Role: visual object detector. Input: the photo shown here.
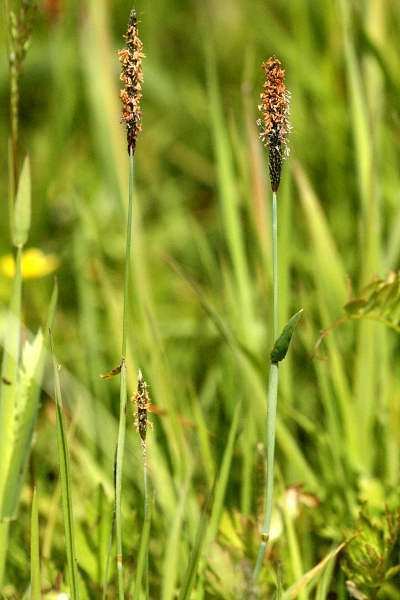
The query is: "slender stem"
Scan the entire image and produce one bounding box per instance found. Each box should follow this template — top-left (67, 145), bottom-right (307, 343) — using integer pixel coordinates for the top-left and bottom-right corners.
top-left (253, 190), bottom-right (279, 581)
top-left (116, 152), bottom-right (135, 599)
top-left (133, 447), bottom-right (152, 599)
top-left (0, 523), bottom-right (9, 588)
top-left (143, 443), bottom-right (150, 598)
top-left (272, 191), bottom-right (278, 340)
top-left (122, 154), bottom-right (135, 360)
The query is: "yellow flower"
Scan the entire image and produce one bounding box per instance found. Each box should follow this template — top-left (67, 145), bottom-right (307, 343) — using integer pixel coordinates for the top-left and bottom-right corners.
top-left (0, 248), bottom-right (59, 279)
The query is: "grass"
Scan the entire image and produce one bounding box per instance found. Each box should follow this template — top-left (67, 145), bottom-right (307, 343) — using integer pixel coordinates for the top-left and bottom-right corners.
top-left (1, 0), bottom-right (400, 598)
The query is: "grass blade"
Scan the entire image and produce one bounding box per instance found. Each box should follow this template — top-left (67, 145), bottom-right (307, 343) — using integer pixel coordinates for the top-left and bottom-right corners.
top-left (178, 490), bottom-right (213, 600)
top-left (50, 331), bottom-right (80, 599)
top-left (30, 487), bottom-right (41, 600)
top-left (12, 155), bottom-right (31, 249)
top-left (115, 151), bottom-right (135, 599)
top-left (282, 543), bottom-right (346, 599)
top-left (0, 246), bottom-right (22, 586)
top-left (2, 282), bottom-right (58, 519)
top-left (133, 487), bottom-right (154, 600)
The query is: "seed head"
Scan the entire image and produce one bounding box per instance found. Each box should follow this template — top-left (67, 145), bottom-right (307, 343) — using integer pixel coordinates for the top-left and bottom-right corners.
top-left (118, 10), bottom-right (144, 156)
top-left (257, 56), bottom-right (291, 192)
top-left (133, 369), bottom-right (150, 444)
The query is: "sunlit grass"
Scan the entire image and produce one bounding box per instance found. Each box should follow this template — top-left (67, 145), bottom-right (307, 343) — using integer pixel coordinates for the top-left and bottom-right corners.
top-left (1, 0), bottom-right (400, 598)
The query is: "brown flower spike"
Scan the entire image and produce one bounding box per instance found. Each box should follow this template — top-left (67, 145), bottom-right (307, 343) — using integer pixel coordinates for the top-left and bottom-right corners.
top-left (133, 370), bottom-right (150, 445)
top-left (258, 56), bottom-right (291, 192)
top-left (118, 10), bottom-right (144, 155)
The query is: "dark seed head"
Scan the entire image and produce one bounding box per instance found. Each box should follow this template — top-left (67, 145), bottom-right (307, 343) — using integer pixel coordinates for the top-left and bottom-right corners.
top-left (257, 56), bottom-right (291, 192)
top-left (133, 369), bottom-right (150, 443)
top-left (118, 10), bottom-right (144, 156)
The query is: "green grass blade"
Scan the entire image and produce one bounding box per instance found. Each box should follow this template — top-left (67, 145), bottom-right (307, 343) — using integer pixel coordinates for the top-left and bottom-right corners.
top-left (282, 543), bottom-right (346, 599)
top-left (253, 364), bottom-right (278, 580)
top-left (50, 331), bottom-right (80, 600)
top-left (30, 487), bottom-right (41, 600)
top-left (206, 399), bottom-right (242, 548)
top-left (12, 155), bottom-right (31, 248)
top-left (206, 48), bottom-right (254, 336)
top-left (161, 479), bottom-right (189, 600)
top-left (115, 152), bottom-right (135, 600)
top-left (315, 550), bottom-right (336, 600)
top-left (0, 247), bottom-right (22, 517)
top-left (0, 246), bottom-right (22, 586)
top-left (293, 163), bottom-right (347, 313)
top-left (133, 486), bottom-right (153, 600)
top-left (115, 362), bottom-right (127, 599)
top-left (178, 491), bottom-right (212, 600)
top-left (2, 283), bottom-right (58, 519)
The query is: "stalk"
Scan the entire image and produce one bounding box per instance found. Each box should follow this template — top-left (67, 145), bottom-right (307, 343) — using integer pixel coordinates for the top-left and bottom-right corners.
top-left (252, 56), bottom-right (291, 583)
top-left (253, 192), bottom-right (279, 580)
top-left (115, 10), bottom-right (144, 596)
top-left (132, 370), bottom-right (152, 599)
top-left (115, 152), bottom-right (135, 599)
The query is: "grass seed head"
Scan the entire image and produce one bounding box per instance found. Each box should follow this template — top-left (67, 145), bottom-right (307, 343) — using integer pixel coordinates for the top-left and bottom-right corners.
top-left (257, 56), bottom-right (291, 192)
top-left (133, 369), bottom-right (150, 444)
top-left (118, 9), bottom-right (144, 156)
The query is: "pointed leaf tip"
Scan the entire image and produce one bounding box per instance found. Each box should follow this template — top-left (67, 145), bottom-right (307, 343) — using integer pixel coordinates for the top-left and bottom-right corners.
top-left (12, 156), bottom-right (31, 248)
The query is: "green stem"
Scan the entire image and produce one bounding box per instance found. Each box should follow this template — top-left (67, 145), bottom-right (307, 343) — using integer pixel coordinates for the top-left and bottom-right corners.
top-left (272, 191), bottom-right (278, 340)
top-left (133, 443), bottom-right (151, 599)
top-left (253, 191), bottom-right (279, 581)
top-left (122, 154), bottom-right (135, 359)
top-left (143, 446), bottom-right (149, 597)
top-left (0, 523), bottom-right (9, 588)
top-left (116, 153), bottom-right (135, 599)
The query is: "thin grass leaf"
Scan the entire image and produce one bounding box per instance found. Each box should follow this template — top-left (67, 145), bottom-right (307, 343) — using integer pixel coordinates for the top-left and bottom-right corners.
top-left (206, 400), bottom-right (242, 548)
top-left (2, 282), bottom-right (57, 519)
top-left (315, 550), bottom-right (336, 600)
top-left (30, 487), bottom-right (40, 600)
top-left (50, 331), bottom-right (80, 600)
top-left (133, 487), bottom-right (154, 600)
top-left (0, 247), bottom-right (22, 520)
top-left (206, 47), bottom-right (254, 335)
top-left (178, 490), bottom-right (213, 600)
top-left (0, 244), bottom-right (23, 583)
top-left (282, 543), bottom-right (346, 599)
top-left (12, 155), bottom-right (31, 248)
top-left (293, 162), bottom-right (347, 312)
top-left (161, 479), bottom-right (190, 600)
top-left (115, 362), bottom-right (127, 600)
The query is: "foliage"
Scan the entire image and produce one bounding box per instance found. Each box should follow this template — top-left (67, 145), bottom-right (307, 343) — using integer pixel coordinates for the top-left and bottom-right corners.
top-left (343, 506), bottom-right (400, 597)
top-left (0, 0), bottom-right (400, 598)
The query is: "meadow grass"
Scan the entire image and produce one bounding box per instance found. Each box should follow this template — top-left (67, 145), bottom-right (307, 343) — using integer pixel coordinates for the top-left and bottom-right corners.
top-left (1, 0), bottom-right (400, 598)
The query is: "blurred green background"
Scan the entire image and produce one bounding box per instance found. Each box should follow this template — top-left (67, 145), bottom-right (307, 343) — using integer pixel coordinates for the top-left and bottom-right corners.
top-left (1, 0), bottom-right (400, 597)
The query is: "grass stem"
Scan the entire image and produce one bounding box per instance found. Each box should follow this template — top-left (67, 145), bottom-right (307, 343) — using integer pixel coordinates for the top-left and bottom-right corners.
top-left (115, 152), bottom-right (135, 599)
top-left (133, 444), bottom-right (152, 599)
top-left (50, 332), bottom-right (80, 599)
top-left (253, 190), bottom-right (279, 580)
top-left (30, 487), bottom-right (41, 600)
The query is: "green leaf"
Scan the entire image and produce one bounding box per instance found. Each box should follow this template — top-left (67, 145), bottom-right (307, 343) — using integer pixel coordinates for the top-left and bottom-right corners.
top-left (271, 309), bottom-right (303, 365)
top-left (30, 487), bottom-right (41, 600)
top-left (178, 490), bottom-right (212, 600)
top-left (385, 564), bottom-right (400, 579)
top-left (133, 488), bottom-right (154, 600)
top-left (1, 283), bottom-right (57, 519)
top-left (50, 331), bottom-right (80, 599)
top-left (12, 156), bottom-right (31, 248)
top-left (0, 248), bottom-right (22, 518)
